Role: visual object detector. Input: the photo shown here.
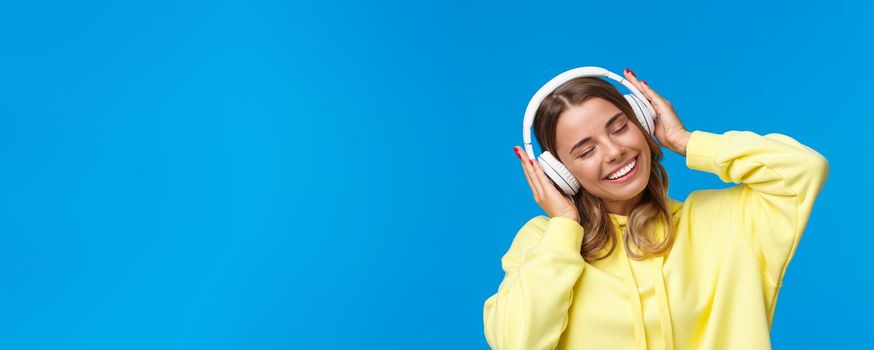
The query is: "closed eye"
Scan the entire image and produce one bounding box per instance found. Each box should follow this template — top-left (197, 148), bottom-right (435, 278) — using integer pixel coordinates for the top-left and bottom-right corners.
top-left (577, 123), bottom-right (629, 158)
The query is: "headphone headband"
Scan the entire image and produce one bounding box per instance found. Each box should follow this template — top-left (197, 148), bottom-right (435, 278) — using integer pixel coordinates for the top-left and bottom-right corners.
top-left (521, 66), bottom-right (655, 159)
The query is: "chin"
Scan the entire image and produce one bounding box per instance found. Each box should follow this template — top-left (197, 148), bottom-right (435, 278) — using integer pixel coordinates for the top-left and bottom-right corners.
top-left (606, 189), bottom-right (646, 201)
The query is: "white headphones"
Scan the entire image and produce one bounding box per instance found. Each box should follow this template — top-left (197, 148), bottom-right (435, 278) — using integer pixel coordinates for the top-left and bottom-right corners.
top-left (522, 66), bottom-right (658, 196)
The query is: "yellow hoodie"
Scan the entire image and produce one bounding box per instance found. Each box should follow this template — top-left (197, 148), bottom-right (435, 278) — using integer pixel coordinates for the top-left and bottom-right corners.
top-left (483, 130), bottom-right (829, 350)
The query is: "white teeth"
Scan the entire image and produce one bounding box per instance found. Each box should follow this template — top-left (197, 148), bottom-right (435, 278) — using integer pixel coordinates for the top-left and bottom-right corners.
top-left (607, 158), bottom-right (636, 180)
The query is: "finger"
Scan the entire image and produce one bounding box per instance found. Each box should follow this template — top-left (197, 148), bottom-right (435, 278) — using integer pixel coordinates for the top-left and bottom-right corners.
top-left (514, 147), bottom-right (538, 198)
top-left (638, 81), bottom-right (676, 124)
top-left (624, 68), bottom-right (666, 106)
top-left (526, 157), bottom-right (545, 201)
top-left (530, 155), bottom-right (561, 198)
top-left (516, 147), bottom-right (543, 201)
top-left (623, 68), bottom-right (647, 96)
top-left (639, 80), bottom-right (669, 106)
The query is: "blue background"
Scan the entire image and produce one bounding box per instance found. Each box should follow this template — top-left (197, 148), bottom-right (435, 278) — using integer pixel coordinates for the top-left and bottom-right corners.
top-left (1, 0), bottom-right (870, 348)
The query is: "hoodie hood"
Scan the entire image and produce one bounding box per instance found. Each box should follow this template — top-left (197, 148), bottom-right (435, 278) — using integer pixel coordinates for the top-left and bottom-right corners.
top-left (607, 198), bottom-right (684, 228)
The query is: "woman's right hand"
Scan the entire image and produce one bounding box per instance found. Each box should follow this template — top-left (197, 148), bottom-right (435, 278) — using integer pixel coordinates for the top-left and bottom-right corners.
top-left (514, 146), bottom-right (580, 223)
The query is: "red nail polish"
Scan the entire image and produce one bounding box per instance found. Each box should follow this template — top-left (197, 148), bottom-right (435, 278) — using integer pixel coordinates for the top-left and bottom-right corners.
top-left (529, 159), bottom-right (534, 166)
top-left (514, 147), bottom-right (522, 159)
top-left (627, 68), bottom-right (636, 77)
top-left (642, 80), bottom-right (648, 85)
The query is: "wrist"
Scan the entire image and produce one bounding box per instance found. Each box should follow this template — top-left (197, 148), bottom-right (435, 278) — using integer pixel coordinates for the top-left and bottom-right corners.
top-left (674, 130), bottom-right (692, 157)
top-left (556, 214), bottom-right (580, 224)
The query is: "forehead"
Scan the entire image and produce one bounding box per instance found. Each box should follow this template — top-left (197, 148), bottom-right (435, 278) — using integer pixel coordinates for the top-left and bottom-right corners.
top-left (555, 97), bottom-right (623, 151)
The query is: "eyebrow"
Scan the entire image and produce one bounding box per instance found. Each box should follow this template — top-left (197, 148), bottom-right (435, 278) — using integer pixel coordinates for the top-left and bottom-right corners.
top-left (570, 112), bottom-right (626, 153)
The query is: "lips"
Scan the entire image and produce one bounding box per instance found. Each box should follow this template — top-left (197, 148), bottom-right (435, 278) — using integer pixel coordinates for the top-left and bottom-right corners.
top-left (604, 155), bottom-right (638, 180)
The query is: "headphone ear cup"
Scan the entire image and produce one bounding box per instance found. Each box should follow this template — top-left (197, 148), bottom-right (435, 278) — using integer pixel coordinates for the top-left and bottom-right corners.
top-left (624, 94), bottom-right (655, 136)
top-left (538, 151), bottom-right (580, 196)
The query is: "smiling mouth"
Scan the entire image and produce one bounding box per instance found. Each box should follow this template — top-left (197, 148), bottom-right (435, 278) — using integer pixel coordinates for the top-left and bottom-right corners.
top-left (604, 155), bottom-right (639, 180)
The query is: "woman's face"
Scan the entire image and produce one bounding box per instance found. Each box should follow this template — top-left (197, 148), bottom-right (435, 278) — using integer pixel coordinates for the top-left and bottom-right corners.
top-left (554, 97), bottom-right (651, 214)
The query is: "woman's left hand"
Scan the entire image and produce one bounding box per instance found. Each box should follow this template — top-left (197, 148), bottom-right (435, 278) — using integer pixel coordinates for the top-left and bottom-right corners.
top-left (623, 68), bottom-right (692, 156)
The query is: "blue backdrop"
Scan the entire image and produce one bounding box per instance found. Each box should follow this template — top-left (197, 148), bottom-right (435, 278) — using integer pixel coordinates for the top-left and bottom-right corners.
top-left (1, 0), bottom-right (870, 348)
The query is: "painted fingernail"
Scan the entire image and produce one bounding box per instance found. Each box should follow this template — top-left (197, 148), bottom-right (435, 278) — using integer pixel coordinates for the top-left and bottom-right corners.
top-left (642, 80), bottom-right (648, 85)
top-left (529, 159), bottom-right (535, 166)
top-left (514, 147), bottom-right (522, 159)
top-left (626, 68), bottom-right (636, 77)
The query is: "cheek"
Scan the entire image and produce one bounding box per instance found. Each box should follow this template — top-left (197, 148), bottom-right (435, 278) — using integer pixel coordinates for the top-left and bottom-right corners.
top-left (633, 129), bottom-right (651, 149)
top-left (625, 128), bottom-right (651, 158)
top-left (570, 160), bottom-right (603, 182)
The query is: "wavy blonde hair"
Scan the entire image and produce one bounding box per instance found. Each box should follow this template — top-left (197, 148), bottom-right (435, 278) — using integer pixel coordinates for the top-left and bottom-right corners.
top-left (533, 77), bottom-right (674, 262)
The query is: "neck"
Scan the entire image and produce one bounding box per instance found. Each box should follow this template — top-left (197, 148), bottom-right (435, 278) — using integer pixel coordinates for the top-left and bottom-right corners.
top-left (603, 191), bottom-right (644, 216)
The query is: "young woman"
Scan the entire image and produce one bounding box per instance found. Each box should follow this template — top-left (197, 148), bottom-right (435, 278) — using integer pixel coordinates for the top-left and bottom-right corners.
top-left (482, 68), bottom-right (829, 350)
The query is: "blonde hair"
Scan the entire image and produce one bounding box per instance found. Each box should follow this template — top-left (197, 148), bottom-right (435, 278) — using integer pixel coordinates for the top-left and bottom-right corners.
top-left (532, 77), bottom-right (674, 262)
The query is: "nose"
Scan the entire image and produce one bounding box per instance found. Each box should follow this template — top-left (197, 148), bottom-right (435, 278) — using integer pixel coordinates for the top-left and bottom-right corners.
top-left (603, 141), bottom-right (625, 164)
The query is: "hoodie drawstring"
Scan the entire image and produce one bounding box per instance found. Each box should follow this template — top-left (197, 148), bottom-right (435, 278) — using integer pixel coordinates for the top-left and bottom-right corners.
top-left (653, 255), bottom-right (675, 350)
top-left (618, 248), bottom-right (648, 350)
top-left (616, 219), bottom-right (675, 350)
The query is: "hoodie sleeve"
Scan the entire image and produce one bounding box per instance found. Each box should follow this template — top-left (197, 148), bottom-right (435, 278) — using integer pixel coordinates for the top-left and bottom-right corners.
top-left (685, 130), bottom-right (829, 286)
top-left (483, 215), bottom-right (586, 350)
